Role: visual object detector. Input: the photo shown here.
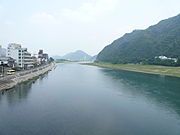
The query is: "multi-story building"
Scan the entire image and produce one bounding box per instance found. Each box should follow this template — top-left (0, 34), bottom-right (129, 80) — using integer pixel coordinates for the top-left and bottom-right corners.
top-left (38, 49), bottom-right (49, 65)
top-left (7, 43), bottom-right (36, 69)
top-left (0, 45), bottom-right (6, 57)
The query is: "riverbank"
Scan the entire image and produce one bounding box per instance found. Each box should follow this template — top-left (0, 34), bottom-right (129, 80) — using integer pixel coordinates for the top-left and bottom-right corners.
top-left (0, 63), bottom-right (55, 92)
top-left (84, 62), bottom-right (180, 78)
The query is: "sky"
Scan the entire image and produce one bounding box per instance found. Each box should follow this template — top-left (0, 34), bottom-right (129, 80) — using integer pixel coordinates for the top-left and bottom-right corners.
top-left (0, 0), bottom-right (180, 56)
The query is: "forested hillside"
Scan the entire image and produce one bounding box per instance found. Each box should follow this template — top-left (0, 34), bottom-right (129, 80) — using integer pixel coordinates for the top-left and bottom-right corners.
top-left (96, 14), bottom-right (180, 66)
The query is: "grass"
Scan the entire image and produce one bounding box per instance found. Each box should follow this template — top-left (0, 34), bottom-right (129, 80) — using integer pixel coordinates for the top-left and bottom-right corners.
top-left (84, 62), bottom-right (180, 78)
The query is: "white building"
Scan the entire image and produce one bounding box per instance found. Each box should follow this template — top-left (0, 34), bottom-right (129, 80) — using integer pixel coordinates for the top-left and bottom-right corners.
top-left (155, 55), bottom-right (178, 63)
top-left (7, 43), bottom-right (36, 68)
top-left (0, 45), bottom-right (6, 57)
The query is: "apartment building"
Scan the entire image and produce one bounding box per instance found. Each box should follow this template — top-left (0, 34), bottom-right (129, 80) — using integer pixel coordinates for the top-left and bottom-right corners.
top-left (7, 43), bottom-right (36, 69)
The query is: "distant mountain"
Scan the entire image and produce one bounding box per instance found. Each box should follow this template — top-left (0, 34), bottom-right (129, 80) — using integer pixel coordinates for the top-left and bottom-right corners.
top-left (52, 55), bottom-right (62, 60)
top-left (55, 59), bottom-right (71, 63)
top-left (62, 50), bottom-right (92, 61)
top-left (53, 50), bottom-right (92, 61)
top-left (96, 14), bottom-right (180, 66)
top-left (90, 55), bottom-right (97, 62)
top-left (0, 46), bottom-right (6, 57)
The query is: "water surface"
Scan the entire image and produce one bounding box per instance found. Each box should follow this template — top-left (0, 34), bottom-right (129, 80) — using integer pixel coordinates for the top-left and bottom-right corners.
top-left (0, 63), bottom-right (180, 135)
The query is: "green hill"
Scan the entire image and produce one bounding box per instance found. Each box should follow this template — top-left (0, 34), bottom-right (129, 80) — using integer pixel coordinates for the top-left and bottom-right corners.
top-left (96, 14), bottom-right (180, 66)
top-left (53, 50), bottom-right (92, 61)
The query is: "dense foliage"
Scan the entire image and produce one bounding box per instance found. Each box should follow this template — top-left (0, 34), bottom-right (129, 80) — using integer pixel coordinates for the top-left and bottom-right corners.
top-left (96, 14), bottom-right (180, 66)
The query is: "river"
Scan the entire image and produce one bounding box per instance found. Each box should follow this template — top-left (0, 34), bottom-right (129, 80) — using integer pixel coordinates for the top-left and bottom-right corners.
top-left (0, 63), bottom-right (180, 135)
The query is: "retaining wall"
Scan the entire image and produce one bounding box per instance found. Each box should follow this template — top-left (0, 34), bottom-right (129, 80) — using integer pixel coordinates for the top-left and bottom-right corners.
top-left (0, 63), bottom-right (55, 92)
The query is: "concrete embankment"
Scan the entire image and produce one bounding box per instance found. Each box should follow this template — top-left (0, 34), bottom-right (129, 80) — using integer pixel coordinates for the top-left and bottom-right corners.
top-left (0, 63), bottom-right (55, 92)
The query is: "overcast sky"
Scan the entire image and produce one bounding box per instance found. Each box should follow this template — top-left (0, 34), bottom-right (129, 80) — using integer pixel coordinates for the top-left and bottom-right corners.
top-left (0, 0), bottom-right (180, 56)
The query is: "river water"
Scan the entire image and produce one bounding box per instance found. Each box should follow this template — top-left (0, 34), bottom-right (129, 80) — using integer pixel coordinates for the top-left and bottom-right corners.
top-left (0, 63), bottom-right (180, 135)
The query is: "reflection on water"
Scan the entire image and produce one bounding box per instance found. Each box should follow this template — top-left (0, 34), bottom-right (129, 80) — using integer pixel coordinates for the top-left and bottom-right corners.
top-left (102, 69), bottom-right (180, 115)
top-left (0, 64), bottom-right (180, 135)
top-left (0, 73), bottom-right (48, 105)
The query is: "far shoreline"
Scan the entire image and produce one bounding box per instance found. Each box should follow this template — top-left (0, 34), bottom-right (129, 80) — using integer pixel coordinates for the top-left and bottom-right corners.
top-left (82, 62), bottom-right (180, 78)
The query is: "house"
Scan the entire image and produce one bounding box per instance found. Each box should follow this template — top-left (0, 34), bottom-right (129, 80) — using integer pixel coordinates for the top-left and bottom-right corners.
top-left (0, 57), bottom-right (16, 67)
top-left (155, 56), bottom-right (178, 62)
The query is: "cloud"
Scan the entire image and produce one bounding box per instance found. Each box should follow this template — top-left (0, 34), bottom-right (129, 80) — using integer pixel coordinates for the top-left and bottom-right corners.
top-left (29, 12), bottom-right (58, 25)
top-left (4, 20), bottom-right (15, 25)
top-left (61, 0), bottom-right (118, 22)
top-left (28, 0), bottom-right (118, 25)
top-left (0, 5), bottom-right (3, 16)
